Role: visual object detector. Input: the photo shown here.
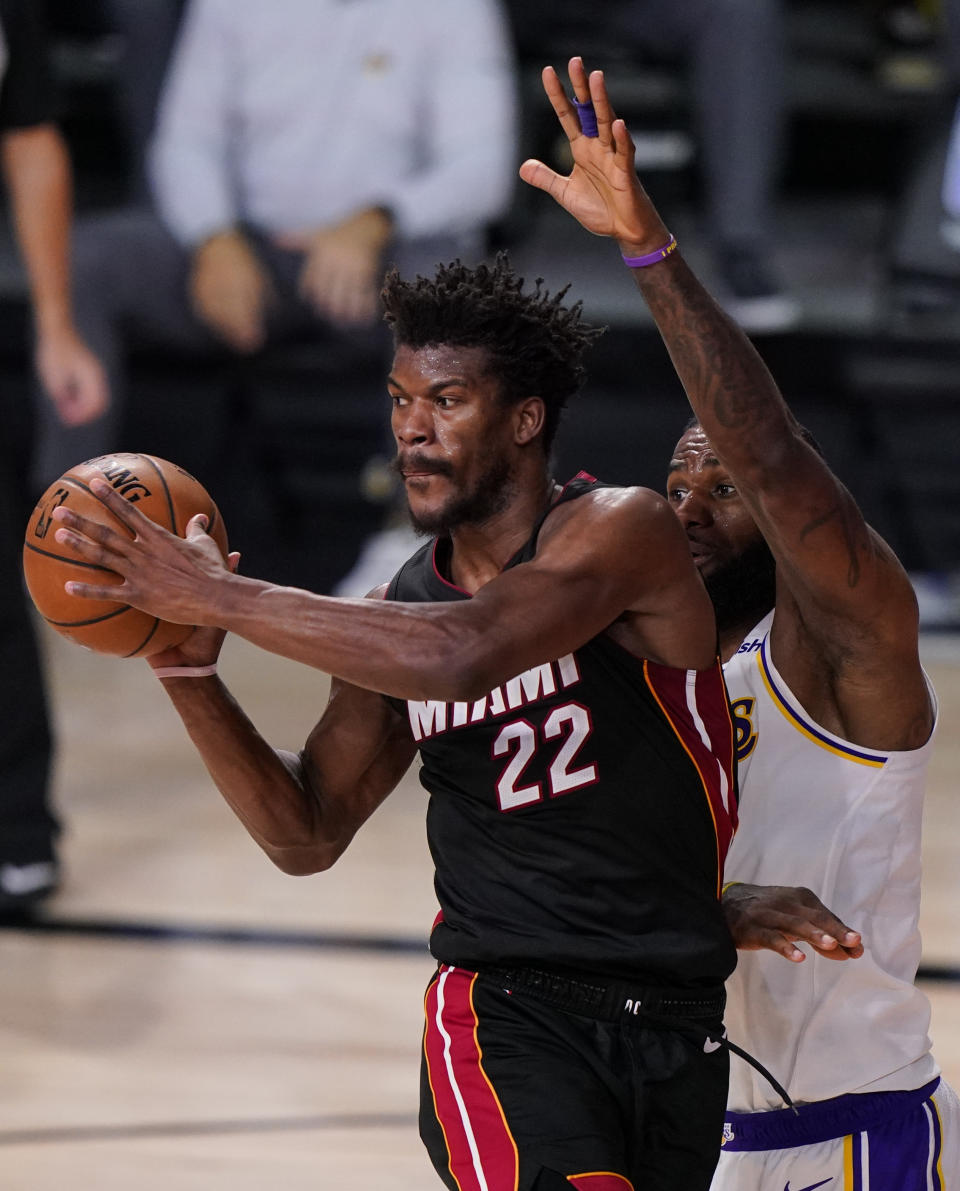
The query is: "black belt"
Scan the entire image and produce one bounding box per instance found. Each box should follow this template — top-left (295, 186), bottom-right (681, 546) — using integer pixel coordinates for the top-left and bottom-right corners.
top-left (480, 965), bottom-right (726, 1023)
top-left (478, 964), bottom-right (796, 1113)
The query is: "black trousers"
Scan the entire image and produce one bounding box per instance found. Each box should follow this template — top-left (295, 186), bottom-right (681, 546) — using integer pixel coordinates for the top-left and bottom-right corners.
top-left (420, 965), bottom-right (728, 1191)
top-left (0, 372), bottom-right (58, 864)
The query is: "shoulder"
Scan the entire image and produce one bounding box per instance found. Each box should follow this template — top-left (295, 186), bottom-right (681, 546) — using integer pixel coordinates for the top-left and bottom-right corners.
top-left (532, 485), bottom-right (693, 595)
top-left (541, 484), bottom-right (681, 549)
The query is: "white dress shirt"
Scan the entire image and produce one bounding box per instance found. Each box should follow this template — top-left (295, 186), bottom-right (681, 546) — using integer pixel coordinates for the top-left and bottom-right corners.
top-left (149, 0), bottom-right (518, 247)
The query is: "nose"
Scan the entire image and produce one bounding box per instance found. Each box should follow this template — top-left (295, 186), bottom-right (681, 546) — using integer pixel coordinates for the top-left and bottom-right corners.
top-left (674, 490), bottom-right (713, 529)
top-left (393, 398), bottom-right (434, 446)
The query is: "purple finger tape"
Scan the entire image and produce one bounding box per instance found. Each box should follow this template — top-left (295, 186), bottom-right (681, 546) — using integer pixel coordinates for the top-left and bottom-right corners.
top-left (573, 98), bottom-right (599, 137)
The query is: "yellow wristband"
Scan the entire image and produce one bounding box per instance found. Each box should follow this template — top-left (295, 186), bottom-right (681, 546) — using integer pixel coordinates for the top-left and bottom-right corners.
top-left (721, 881), bottom-right (743, 896)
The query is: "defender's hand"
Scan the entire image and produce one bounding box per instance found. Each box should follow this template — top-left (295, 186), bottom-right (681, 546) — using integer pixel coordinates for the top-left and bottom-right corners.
top-left (50, 477), bottom-right (234, 628)
top-left (723, 882), bottom-right (864, 963)
top-left (518, 57), bottom-right (670, 256)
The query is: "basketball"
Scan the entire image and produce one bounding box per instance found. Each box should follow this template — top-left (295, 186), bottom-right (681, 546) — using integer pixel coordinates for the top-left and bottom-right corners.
top-left (23, 453), bottom-right (229, 658)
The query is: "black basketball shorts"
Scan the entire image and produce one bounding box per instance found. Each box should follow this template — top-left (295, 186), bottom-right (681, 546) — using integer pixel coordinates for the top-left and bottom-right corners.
top-left (419, 964), bottom-right (729, 1191)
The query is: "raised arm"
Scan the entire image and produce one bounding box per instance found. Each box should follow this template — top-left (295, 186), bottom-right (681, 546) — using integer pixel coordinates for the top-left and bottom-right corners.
top-left (51, 479), bottom-right (717, 704)
top-left (519, 59), bottom-right (931, 748)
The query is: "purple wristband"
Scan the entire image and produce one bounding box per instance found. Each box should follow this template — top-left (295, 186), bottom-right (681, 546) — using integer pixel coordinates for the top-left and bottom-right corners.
top-left (622, 236), bottom-right (678, 268)
top-left (572, 98), bottom-right (599, 138)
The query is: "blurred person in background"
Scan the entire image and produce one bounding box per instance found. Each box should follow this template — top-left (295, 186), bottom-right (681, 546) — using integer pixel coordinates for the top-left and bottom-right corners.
top-left (31, 0), bottom-right (518, 506)
top-left (506, 0), bottom-right (797, 332)
top-left (0, 0), bottom-right (107, 912)
top-left (99, 0), bottom-right (187, 202)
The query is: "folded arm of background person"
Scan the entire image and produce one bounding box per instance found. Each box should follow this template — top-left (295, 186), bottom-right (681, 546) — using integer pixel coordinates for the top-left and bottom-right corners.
top-left (520, 59), bottom-right (932, 756)
top-left (0, 0), bottom-right (106, 428)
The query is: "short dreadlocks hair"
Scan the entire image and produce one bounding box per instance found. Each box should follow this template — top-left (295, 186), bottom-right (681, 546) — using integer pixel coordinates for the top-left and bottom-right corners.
top-left (381, 253), bottom-right (605, 455)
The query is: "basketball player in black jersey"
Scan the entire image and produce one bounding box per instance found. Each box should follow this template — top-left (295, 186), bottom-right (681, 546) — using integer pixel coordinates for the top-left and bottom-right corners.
top-left (49, 75), bottom-right (859, 1191)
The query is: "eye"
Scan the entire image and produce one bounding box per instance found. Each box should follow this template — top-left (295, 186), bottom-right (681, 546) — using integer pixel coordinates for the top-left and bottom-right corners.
top-left (389, 392), bottom-right (407, 407)
top-left (715, 483), bottom-right (737, 498)
top-left (667, 486), bottom-right (687, 503)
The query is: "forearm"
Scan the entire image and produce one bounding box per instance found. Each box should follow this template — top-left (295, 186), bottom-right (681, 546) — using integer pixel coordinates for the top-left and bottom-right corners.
top-left (209, 577), bottom-right (484, 701)
top-left (629, 249), bottom-right (800, 473)
top-left (158, 674), bottom-right (339, 873)
top-left (1, 125), bottom-right (75, 336)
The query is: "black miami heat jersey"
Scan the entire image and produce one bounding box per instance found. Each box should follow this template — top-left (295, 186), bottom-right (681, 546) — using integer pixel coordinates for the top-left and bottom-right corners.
top-left (386, 474), bottom-right (738, 986)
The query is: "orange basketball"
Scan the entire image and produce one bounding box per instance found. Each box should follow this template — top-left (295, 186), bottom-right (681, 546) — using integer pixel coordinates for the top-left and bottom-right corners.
top-left (23, 453), bottom-right (229, 658)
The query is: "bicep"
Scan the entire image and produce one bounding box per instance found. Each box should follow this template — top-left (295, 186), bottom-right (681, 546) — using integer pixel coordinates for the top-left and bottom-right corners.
top-left (301, 678), bottom-right (418, 849)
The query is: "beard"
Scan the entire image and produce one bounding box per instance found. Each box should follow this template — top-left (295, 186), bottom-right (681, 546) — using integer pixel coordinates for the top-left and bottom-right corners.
top-left (702, 536), bottom-right (777, 637)
top-left (397, 452), bottom-right (516, 537)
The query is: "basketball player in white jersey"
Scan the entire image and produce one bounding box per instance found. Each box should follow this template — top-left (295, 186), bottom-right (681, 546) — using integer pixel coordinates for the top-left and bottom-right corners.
top-left (520, 57), bottom-right (959, 1190)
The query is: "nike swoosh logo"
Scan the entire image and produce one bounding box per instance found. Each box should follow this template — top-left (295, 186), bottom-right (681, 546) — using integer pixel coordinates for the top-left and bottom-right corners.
top-left (785, 1179), bottom-right (833, 1191)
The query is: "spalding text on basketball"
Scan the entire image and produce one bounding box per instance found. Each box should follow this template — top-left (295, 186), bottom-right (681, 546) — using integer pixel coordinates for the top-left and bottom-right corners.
top-left (98, 463), bottom-right (152, 502)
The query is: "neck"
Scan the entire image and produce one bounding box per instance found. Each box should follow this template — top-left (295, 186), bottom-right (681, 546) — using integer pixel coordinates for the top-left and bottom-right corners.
top-left (448, 469), bottom-right (558, 593)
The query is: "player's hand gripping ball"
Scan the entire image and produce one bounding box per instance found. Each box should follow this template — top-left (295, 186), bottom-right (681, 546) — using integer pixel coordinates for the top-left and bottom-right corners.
top-left (23, 453), bottom-right (228, 657)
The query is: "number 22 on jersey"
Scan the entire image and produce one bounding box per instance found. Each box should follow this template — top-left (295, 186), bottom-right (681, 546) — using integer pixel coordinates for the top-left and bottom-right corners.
top-left (493, 702), bottom-right (598, 811)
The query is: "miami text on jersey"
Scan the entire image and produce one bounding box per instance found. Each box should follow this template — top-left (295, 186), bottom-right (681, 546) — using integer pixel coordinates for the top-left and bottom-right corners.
top-left (407, 654), bottom-right (582, 742)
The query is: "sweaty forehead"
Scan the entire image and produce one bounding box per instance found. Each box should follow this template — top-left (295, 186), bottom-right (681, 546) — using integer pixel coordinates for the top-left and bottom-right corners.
top-left (391, 342), bottom-right (492, 381)
top-left (668, 428), bottom-right (722, 475)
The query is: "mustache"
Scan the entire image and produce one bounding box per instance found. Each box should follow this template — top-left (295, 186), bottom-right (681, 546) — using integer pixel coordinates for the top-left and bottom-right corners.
top-left (392, 452), bottom-right (453, 478)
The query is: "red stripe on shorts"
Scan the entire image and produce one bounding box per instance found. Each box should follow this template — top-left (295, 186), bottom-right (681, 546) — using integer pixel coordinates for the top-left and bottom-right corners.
top-left (566, 1173), bottom-right (634, 1190)
top-left (423, 966), bottom-right (519, 1191)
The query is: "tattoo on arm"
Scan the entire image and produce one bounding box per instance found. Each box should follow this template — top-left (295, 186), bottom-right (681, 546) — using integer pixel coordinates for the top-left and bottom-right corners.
top-left (635, 256), bottom-right (790, 434)
top-left (637, 255), bottom-right (873, 590)
top-left (799, 493), bottom-right (868, 589)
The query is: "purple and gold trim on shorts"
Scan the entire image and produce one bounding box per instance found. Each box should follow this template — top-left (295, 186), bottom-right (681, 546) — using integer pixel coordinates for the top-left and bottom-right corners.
top-left (722, 1078), bottom-right (945, 1189)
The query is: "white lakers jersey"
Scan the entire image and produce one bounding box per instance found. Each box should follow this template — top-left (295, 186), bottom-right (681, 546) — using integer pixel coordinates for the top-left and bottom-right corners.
top-left (722, 611), bottom-right (939, 1110)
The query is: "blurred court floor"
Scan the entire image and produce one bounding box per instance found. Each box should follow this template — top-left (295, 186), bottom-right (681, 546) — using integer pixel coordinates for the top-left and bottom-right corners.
top-left (2, 623), bottom-right (958, 1189)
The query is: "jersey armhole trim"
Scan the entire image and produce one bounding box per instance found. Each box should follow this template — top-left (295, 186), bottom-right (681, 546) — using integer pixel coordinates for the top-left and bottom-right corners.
top-left (756, 642), bottom-right (888, 768)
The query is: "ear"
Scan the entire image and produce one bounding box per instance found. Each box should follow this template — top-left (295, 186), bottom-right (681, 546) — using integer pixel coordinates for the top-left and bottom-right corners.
top-left (514, 396), bottom-right (546, 446)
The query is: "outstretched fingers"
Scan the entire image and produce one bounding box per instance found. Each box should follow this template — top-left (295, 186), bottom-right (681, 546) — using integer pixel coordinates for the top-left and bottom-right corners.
top-left (52, 504), bottom-right (132, 569)
top-left (51, 477), bottom-right (172, 602)
top-left (540, 64), bottom-right (582, 144)
top-left (584, 67), bottom-right (617, 149)
top-left (553, 59), bottom-right (617, 150)
top-left (88, 476), bottom-right (156, 534)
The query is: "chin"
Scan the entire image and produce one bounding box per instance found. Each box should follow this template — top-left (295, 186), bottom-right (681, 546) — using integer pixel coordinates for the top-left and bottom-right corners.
top-left (406, 499), bottom-right (457, 538)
